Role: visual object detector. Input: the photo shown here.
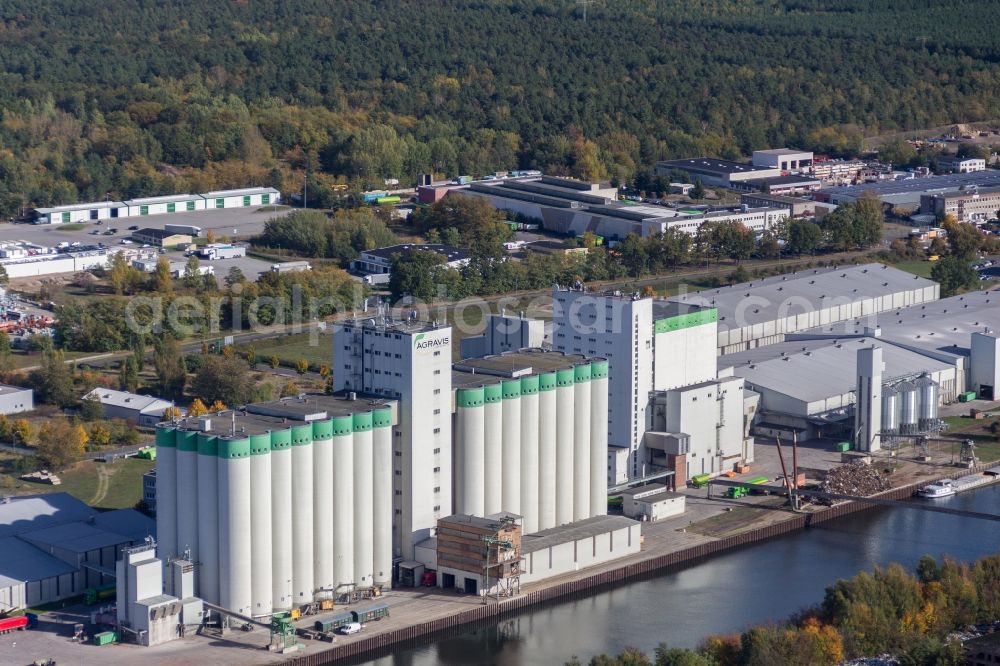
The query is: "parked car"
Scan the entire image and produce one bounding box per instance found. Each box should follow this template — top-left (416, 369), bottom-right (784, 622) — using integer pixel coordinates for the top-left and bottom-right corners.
top-left (128, 225), bottom-right (139, 230)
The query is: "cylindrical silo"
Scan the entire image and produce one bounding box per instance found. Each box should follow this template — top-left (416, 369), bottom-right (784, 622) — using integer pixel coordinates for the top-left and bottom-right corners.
top-left (537, 373), bottom-right (557, 530)
top-left (880, 385), bottom-right (899, 434)
top-left (589, 360), bottom-right (609, 518)
top-left (155, 427), bottom-right (177, 562)
top-left (196, 433), bottom-right (220, 604)
top-left (572, 364), bottom-right (592, 521)
top-left (311, 420), bottom-right (334, 597)
top-left (555, 367), bottom-right (575, 525)
top-left (218, 436), bottom-right (252, 615)
top-left (501, 379), bottom-right (522, 516)
top-left (330, 416), bottom-right (355, 589)
top-left (519, 376), bottom-right (540, 534)
top-left (483, 383), bottom-right (503, 516)
top-left (175, 430), bottom-right (199, 564)
top-left (917, 375), bottom-right (939, 427)
top-left (897, 381), bottom-right (918, 432)
top-left (457, 387), bottom-right (485, 517)
top-left (352, 413), bottom-right (374, 587)
top-left (249, 433), bottom-right (272, 617)
top-left (270, 429), bottom-right (293, 611)
top-left (372, 408), bottom-right (394, 587)
top-left (291, 424), bottom-right (314, 604)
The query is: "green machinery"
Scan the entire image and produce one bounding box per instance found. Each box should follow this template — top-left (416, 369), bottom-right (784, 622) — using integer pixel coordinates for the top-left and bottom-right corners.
top-left (690, 473), bottom-right (711, 488)
top-left (85, 583), bottom-right (116, 605)
top-left (270, 612), bottom-right (297, 650)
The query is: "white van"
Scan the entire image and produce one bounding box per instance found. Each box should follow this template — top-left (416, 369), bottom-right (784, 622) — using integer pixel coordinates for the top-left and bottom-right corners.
top-left (339, 622), bottom-right (362, 635)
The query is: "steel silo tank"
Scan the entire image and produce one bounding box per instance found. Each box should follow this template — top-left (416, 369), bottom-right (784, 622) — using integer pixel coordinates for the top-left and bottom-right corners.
top-left (589, 361), bottom-right (610, 519)
top-left (572, 364), bottom-right (592, 522)
top-left (880, 385), bottom-right (899, 433)
top-left (897, 381), bottom-right (918, 429)
top-left (917, 375), bottom-right (939, 424)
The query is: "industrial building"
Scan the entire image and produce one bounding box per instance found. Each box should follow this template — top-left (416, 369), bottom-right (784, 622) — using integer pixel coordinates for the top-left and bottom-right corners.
top-left (351, 243), bottom-right (470, 276)
top-left (332, 315), bottom-right (453, 561)
top-left (459, 312), bottom-right (546, 362)
top-left (743, 174), bottom-right (822, 195)
top-left (808, 159), bottom-right (870, 185)
top-left (0, 384), bottom-right (33, 415)
top-left (655, 158), bottom-right (781, 188)
top-left (667, 263), bottom-right (940, 355)
top-left (936, 155), bottom-right (986, 174)
top-left (451, 350), bottom-right (609, 534)
top-left (814, 171), bottom-right (1000, 206)
top-left (116, 543), bottom-right (203, 646)
top-left (619, 484), bottom-right (686, 522)
top-left (155, 393), bottom-right (397, 617)
top-left (0, 493), bottom-right (153, 611)
top-left (752, 148), bottom-right (814, 172)
top-left (131, 229), bottom-right (193, 248)
top-left (739, 193), bottom-right (825, 217)
top-left (33, 187), bottom-right (280, 224)
top-left (84, 388), bottom-right (177, 427)
top-left (197, 244), bottom-right (246, 260)
top-left (0, 244), bottom-right (110, 279)
top-left (919, 185), bottom-right (1000, 223)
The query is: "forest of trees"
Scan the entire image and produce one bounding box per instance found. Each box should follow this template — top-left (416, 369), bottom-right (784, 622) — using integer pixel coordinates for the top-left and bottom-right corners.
top-left (1, 1), bottom-right (1000, 214)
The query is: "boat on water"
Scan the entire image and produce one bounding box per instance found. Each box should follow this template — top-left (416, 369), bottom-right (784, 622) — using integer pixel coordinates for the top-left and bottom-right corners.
top-left (918, 479), bottom-right (956, 498)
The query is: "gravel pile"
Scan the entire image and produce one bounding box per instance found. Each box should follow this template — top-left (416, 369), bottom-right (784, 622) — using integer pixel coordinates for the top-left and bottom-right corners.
top-left (823, 461), bottom-right (892, 496)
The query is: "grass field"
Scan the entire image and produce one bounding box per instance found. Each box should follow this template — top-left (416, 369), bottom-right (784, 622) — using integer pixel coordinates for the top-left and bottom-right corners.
top-left (238, 330), bottom-right (334, 368)
top-left (890, 260), bottom-right (935, 278)
top-left (8, 457), bottom-right (153, 509)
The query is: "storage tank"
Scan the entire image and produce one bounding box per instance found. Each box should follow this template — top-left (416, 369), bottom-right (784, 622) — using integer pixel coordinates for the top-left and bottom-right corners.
top-left (372, 409), bottom-right (393, 587)
top-left (290, 424), bottom-right (314, 603)
top-left (537, 373), bottom-right (558, 530)
top-left (155, 428), bottom-right (177, 561)
top-left (897, 381), bottom-right (918, 432)
top-left (501, 380), bottom-right (522, 515)
top-left (519, 376), bottom-right (540, 534)
top-left (311, 420), bottom-right (334, 596)
top-left (483, 384), bottom-right (503, 516)
top-left (589, 360), bottom-right (610, 518)
top-left (196, 433), bottom-right (220, 604)
top-left (330, 417), bottom-right (355, 589)
top-left (572, 364), bottom-right (592, 521)
top-left (352, 413), bottom-right (374, 587)
top-left (917, 375), bottom-right (939, 426)
top-left (270, 429), bottom-right (293, 611)
top-left (175, 430), bottom-right (199, 563)
top-left (456, 387), bottom-right (485, 517)
top-left (555, 367), bottom-right (575, 525)
top-left (218, 436), bottom-right (252, 615)
top-left (880, 385), bottom-right (899, 434)
top-left (249, 433), bottom-right (272, 617)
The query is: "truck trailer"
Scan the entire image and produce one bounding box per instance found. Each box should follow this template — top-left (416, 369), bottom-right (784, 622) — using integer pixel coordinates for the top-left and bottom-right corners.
top-left (163, 224), bottom-right (202, 237)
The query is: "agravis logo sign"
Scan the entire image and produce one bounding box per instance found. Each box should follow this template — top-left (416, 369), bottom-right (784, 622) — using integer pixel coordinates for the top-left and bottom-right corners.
top-left (414, 332), bottom-right (450, 349)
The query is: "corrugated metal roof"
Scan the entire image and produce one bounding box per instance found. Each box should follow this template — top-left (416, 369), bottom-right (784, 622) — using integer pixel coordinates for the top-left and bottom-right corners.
top-left (19, 520), bottom-right (132, 554)
top-left (91, 509), bottom-right (155, 542)
top-left (521, 515), bottom-right (637, 553)
top-left (83, 388), bottom-right (173, 414)
top-left (0, 493), bottom-right (94, 538)
top-left (0, 536), bottom-right (78, 588)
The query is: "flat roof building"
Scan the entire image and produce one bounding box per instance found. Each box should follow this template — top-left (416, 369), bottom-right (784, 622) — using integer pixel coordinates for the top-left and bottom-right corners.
top-left (352, 243), bottom-right (470, 275)
top-left (84, 388), bottom-right (176, 427)
top-left (131, 229), bottom-right (193, 247)
top-left (815, 171), bottom-right (1000, 206)
top-left (919, 185), bottom-right (1000, 223)
top-left (655, 157), bottom-right (781, 188)
top-left (752, 148), bottom-right (814, 172)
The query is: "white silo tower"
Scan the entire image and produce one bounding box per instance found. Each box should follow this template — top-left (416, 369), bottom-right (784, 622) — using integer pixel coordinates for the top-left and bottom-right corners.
top-left (352, 413), bottom-right (374, 587)
top-left (456, 387), bottom-right (485, 517)
top-left (290, 424), bottom-right (314, 603)
top-left (269, 430), bottom-right (293, 611)
top-left (218, 435), bottom-right (253, 615)
top-left (501, 379), bottom-right (522, 515)
top-left (331, 417), bottom-right (355, 589)
top-left (249, 433), bottom-right (272, 617)
top-left (311, 420), bottom-right (334, 596)
top-left (519, 375), bottom-right (541, 534)
top-left (155, 428), bottom-right (177, 562)
top-left (196, 433), bottom-right (220, 603)
top-left (175, 430), bottom-right (199, 564)
top-left (589, 360), bottom-right (610, 516)
top-left (483, 384), bottom-right (503, 515)
top-left (537, 372), bottom-right (558, 530)
top-left (555, 367), bottom-right (575, 525)
top-left (372, 408), bottom-right (394, 587)
top-left (572, 364), bottom-right (592, 521)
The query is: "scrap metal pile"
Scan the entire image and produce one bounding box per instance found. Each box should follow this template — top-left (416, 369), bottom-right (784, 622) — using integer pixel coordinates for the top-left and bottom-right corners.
top-left (822, 461), bottom-right (893, 496)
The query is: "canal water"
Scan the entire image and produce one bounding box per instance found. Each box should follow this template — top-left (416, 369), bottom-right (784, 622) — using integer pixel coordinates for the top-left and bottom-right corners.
top-left (355, 485), bottom-right (1000, 666)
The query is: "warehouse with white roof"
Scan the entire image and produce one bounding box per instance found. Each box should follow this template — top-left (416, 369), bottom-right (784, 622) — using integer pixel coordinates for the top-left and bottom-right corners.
top-left (668, 263), bottom-right (940, 355)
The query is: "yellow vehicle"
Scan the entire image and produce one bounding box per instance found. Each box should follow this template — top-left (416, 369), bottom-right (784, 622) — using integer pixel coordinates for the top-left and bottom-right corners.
top-left (927, 254), bottom-right (940, 261)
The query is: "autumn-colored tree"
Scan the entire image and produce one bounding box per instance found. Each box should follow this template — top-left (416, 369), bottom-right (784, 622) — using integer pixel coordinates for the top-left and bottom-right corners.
top-left (206, 230), bottom-right (216, 243)
top-left (246, 347), bottom-right (256, 368)
top-left (12, 418), bottom-right (34, 446)
top-left (188, 398), bottom-right (209, 417)
top-left (318, 364), bottom-right (330, 379)
top-left (209, 399), bottom-right (227, 413)
top-left (280, 382), bottom-right (299, 398)
top-left (270, 355), bottom-right (280, 369)
top-left (162, 405), bottom-right (183, 421)
top-left (295, 358), bottom-right (309, 375)
top-left (35, 420), bottom-right (87, 469)
top-left (641, 285), bottom-right (656, 298)
top-left (89, 421), bottom-right (112, 448)
top-left (222, 344), bottom-right (234, 359)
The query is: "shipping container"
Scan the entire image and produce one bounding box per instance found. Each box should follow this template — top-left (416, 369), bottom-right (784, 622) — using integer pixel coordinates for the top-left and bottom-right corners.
top-left (375, 196), bottom-right (401, 205)
top-left (835, 441), bottom-right (852, 452)
top-left (314, 610), bottom-right (355, 633)
top-left (85, 583), bottom-right (116, 605)
top-left (93, 630), bottom-right (117, 646)
top-left (690, 473), bottom-right (711, 488)
top-left (958, 391), bottom-right (977, 402)
top-left (351, 603), bottom-right (389, 623)
top-left (0, 615), bottom-right (28, 633)
top-left (362, 191), bottom-right (389, 203)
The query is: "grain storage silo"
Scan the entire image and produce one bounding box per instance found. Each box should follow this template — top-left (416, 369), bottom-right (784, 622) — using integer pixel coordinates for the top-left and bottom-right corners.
top-left (249, 433), bottom-right (272, 617)
top-left (330, 415), bottom-right (354, 589)
top-left (589, 360), bottom-right (609, 516)
top-left (572, 363), bottom-right (592, 521)
top-left (555, 367), bottom-right (575, 525)
top-left (483, 385), bottom-right (503, 516)
top-left (196, 432), bottom-right (220, 604)
top-left (916, 374), bottom-right (939, 429)
top-left (154, 428), bottom-right (177, 562)
top-left (537, 372), bottom-right (557, 530)
top-left (218, 435), bottom-right (253, 616)
top-left (501, 379), bottom-right (522, 516)
top-left (352, 412), bottom-right (374, 587)
top-left (880, 385), bottom-right (899, 435)
top-left (269, 428), bottom-right (293, 611)
top-left (897, 381), bottom-right (918, 433)
top-left (290, 424), bottom-right (314, 604)
top-left (175, 429), bottom-right (199, 562)
top-left (519, 375), bottom-right (540, 534)
top-left (372, 408), bottom-right (393, 587)
top-left (311, 419), bottom-right (334, 597)
top-left (455, 386), bottom-right (485, 517)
